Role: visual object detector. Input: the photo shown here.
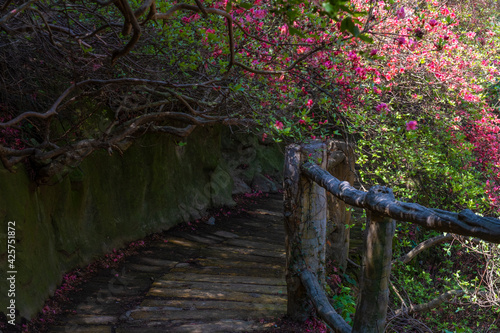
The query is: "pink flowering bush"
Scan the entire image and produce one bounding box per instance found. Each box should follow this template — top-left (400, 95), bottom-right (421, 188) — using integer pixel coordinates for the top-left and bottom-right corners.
top-left (212, 0), bottom-right (499, 214)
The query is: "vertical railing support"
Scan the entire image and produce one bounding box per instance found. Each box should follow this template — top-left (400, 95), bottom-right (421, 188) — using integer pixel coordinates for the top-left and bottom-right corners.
top-left (284, 141), bottom-right (327, 320)
top-left (352, 186), bottom-right (396, 333)
top-left (325, 140), bottom-right (355, 272)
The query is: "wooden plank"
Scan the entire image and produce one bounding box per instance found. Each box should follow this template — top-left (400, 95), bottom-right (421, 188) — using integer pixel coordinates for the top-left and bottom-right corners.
top-left (212, 230), bottom-right (239, 239)
top-left (147, 287), bottom-right (287, 304)
top-left (115, 320), bottom-right (265, 333)
top-left (48, 326), bottom-right (112, 333)
top-left (130, 308), bottom-right (284, 321)
top-left (205, 245), bottom-right (285, 259)
top-left (151, 279), bottom-right (286, 295)
top-left (200, 249), bottom-right (285, 265)
top-left (134, 257), bottom-right (178, 267)
top-left (58, 315), bottom-right (117, 325)
top-left (157, 272), bottom-right (286, 286)
top-left (224, 239), bottom-right (285, 252)
top-left (246, 209), bottom-right (282, 216)
top-left (193, 258), bottom-right (283, 271)
top-left (168, 266), bottom-right (284, 279)
top-left (170, 231), bottom-right (223, 245)
top-left (140, 299), bottom-right (286, 312)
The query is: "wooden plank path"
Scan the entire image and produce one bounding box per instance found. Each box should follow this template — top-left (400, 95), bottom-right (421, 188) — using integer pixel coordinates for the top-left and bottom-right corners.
top-left (47, 194), bottom-right (286, 333)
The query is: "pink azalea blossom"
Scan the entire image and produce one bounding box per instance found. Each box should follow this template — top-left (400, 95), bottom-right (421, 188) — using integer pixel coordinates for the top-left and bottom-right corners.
top-left (252, 9), bottom-right (267, 19)
top-left (396, 7), bottom-right (405, 20)
top-left (406, 120), bottom-right (418, 130)
top-left (275, 120), bottom-right (284, 130)
top-left (376, 103), bottom-right (389, 112)
top-left (370, 49), bottom-right (378, 56)
top-left (279, 24), bottom-right (288, 35)
top-left (466, 31), bottom-right (476, 39)
top-left (299, 119), bottom-right (306, 125)
top-left (408, 39), bottom-right (417, 51)
top-left (428, 19), bottom-right (438, 27)
top-left (306, 99), bottom-right (314, 108)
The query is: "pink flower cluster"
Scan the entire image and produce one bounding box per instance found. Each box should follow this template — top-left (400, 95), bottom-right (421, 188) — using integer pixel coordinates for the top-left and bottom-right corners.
top-left (406, 120), bottom-right (418, 130)
top-left (463, 111), bottom-right (500, 210)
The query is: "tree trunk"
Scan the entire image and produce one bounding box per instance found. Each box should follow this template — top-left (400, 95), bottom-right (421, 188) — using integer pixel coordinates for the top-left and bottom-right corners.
top-left (284, 141), bottom-right (327, 320)
top-left (352, 209), bottom-right (395, 333)
top-left (325, 140), bottom-right (355, 272)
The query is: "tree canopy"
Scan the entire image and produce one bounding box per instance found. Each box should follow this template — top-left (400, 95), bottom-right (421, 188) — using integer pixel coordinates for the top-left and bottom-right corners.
top-left (0, 0), bottom-right (499, 212)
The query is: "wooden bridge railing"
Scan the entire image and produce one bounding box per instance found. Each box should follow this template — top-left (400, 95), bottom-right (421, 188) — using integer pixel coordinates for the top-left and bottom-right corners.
top-left (283, 141), bottom-right (500, 333)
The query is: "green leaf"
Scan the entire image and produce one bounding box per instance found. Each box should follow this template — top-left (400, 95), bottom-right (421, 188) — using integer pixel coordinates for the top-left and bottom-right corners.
top-left (358, 34), bottom-right (374, 43)
top-left (339, 5), bottom-right (355, 15)
top-left (225, 0), bottom-right (232, 12)
top-left (288, 26), bottom-right (305, 37)
top-left (340, 17), bottom-right (349, 32)
top-left (352, 25), bottom-right (360, 37)
top-left (239, 2), bottom-right (253, 10)
top-left (322, 2), bottom-right (335, 14)
top-left (352, 10), bottom-right (367, 17)
top-left (345, 16), bottom-right (354, 32)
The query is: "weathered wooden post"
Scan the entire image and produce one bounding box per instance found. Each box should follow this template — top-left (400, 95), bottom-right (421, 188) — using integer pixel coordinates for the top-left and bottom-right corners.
top-left (325, 140), bottom-right (356, 272)
top-left (283, 141), bottom-right (327, 320)
top-left (352, 186), bottom-right (396, 333)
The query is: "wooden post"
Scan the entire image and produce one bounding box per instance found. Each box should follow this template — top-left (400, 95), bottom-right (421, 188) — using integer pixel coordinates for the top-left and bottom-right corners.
top-left (325, 140), bottom-right (355, 272)
top-left (284, 141), bottom-right (327, 320)
top-left (352, 187), bottom-right (396, 333)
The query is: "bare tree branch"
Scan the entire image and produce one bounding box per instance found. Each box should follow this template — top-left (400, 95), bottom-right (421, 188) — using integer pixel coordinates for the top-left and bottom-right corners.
top-left (394, 234), bottom-right (454, 265)
top-left (150, 124), bottom-right (196, 137)
top-left (393, 290), bottom-right (465, 316)
top-left (194, 0), bottom-right (208, 18)
top-left (111, 0), bottom-right (141, 63)
top-left (0, 78), bottom-right (221, 129)
top-left (133, 0), bottom-right (154, 19)
top-left (0, 0), bottom-right (38, 25)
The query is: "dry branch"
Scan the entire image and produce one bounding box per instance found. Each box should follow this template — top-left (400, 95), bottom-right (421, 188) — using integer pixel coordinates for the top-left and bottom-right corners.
top-left (111, 0), bottom-right (142, 63)
top-left (0, 0), bottom-right (38, 25)
top-left (393, 290), bottom-right (465, 316)
top-left (394, 234), bottom-right (454, 265)
top-left (0, 78), bottom-right (220, 129)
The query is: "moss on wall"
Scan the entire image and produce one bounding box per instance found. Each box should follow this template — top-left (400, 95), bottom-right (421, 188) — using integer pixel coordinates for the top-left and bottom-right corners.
top-left (0, 125), bottom-right (244, 320)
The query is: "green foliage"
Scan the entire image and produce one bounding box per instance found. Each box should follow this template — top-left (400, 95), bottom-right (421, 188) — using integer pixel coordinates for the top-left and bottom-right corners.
top-left (388, 227), bottom-right (500, 332)
top-left (268, 0), bottom-right (366, 37)
top-left (331, 284), bottom-right (357, 324)
top-left (354, 109), bottom-right (489, 213)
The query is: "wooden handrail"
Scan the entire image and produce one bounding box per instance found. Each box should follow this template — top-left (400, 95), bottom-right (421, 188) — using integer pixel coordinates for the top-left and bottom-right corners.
top-left (301, 161), bottom-right (500, 244)
top-left (284, 142), bottom-right (498, 333)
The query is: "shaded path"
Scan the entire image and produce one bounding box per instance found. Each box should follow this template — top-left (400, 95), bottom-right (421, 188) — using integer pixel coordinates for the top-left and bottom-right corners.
top-left (47, 194), bottom-right (286, 333)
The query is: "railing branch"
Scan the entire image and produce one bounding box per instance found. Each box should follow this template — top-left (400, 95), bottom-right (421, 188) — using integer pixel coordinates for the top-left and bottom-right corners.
top-left (301, 162), bottom-right (500, 244)
top-left (300, 269), bottom-right (352, 333)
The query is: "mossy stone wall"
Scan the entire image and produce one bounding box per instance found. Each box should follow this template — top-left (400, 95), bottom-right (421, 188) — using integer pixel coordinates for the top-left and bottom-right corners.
top-left (0, 125), bottom-right (246, 320)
